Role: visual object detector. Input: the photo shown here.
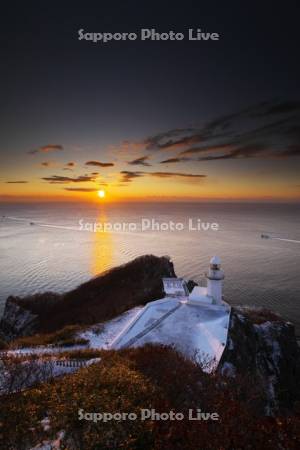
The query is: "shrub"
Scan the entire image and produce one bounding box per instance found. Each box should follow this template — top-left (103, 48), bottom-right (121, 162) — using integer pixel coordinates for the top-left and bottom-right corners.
top-left (237, 306), bottom-right (282, 324)
top-left (0, 354), bottom-right (55, 395)
top-left (1, 345), bottom-right (299, 449)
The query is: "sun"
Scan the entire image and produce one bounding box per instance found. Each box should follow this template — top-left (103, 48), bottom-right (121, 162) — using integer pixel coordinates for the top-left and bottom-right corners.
top-left (97, 189), bottom-right (106, 199)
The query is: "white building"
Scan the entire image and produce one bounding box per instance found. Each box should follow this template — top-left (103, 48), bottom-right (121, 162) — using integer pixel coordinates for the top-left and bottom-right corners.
top-left (189, 256), bottom-right (225, 306)
top-left (110, 257), bottom-right (230, 371)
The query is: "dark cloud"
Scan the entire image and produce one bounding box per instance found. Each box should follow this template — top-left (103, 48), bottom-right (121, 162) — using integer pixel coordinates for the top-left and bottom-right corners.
top-left (180, 142), bottom-right (235, 156)
top-left (256, 101), bottom-right (300, 117)
top-left (40, 144), bottom-right (63, 152)
top-left (42, 175), bottom-right (96, 184)
top-left (149, 172), bottom-right (206, 179)
top-left (119, 171), bottom-right (144, 183)
top-left (119, 170), bottom-right (206, 183)
top-left (62, 162), bottom-right (75, 171)
top-left (160, 157), bottom-right (189, 164)
top-left (276, 144), bottom-right (300, 158)
top-left (6, 180), bottom-right (28, 183)
top-left (203, 101), bottom-right (272, 133)
top-left (128, 156), bottom-right (151, 166)
top-left (28, 144), bottom-right (63, 154)
top-left (233, 117), bottom-right (293, 141)
top-left (40, 161), bottom-right (59, 168)
top-left (145, 130), bottom-right (205, 152)
top-left (64, 187), bottom-right (99, 192)
top-left (197, 143), bottom-right (269, 161)
top-left (85, 160), bottom-right (114, 167)
top-left (142, 100), bottom-right (300, 162)
top-left (28, 150), bottom-right (39, 155)
top-left (283, 124), bottom-right (300, 138)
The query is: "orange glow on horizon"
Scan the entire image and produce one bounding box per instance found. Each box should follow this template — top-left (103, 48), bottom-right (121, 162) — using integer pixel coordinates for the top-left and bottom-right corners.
top-left (1, 176), bottom-right (300, 203)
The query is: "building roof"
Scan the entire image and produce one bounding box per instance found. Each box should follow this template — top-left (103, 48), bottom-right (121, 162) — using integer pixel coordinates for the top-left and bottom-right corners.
top-left (111, 296), bottom-right (231, 372)
top-left (210, 255), bottom-right (221, 265)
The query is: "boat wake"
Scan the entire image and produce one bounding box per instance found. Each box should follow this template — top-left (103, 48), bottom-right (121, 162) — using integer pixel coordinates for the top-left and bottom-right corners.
top-left (261, 233), bottom-right (300, 244)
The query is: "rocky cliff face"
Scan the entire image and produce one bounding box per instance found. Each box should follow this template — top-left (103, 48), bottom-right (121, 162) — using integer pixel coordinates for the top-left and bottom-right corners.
top-left (219, 306), bottom-right (300, 415)
top-left (0, 298), bottom-right (38, 341)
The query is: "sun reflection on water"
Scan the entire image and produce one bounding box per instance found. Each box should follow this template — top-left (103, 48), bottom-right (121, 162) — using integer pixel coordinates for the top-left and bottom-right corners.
top-left (90, 209), bottom-right (114, 276)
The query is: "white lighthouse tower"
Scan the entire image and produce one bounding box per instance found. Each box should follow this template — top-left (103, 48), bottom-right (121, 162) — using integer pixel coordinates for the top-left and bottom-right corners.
top-left (206, 256), bottom-right (224, 305)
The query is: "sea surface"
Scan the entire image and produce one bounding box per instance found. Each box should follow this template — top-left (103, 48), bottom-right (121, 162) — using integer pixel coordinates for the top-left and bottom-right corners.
top-left (0, 202), bottom-right (299, 334)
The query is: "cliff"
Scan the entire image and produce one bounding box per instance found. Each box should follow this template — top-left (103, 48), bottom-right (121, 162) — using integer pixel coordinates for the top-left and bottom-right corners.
top-left (219, 306), bottom-right (300, 414)
top-left (0, 298), bottom-right (38, 341)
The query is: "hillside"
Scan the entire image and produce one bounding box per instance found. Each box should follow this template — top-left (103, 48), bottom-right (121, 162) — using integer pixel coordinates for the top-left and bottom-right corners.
top-left (0, 255), bottom-right (175, 338)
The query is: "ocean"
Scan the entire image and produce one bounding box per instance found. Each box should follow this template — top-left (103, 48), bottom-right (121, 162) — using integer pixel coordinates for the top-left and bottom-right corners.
top-left (0, 202), bottom-right (299, 334)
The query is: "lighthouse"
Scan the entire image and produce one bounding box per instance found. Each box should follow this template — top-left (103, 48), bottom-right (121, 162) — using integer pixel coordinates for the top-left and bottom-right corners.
top-left (206, 256), bottom-right (224, 305)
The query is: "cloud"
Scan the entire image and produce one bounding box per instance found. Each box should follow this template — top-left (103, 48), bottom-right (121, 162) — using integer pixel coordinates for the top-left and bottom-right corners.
top-left (85, 160), bottom-right (114, 167)
top-left (40, 144), bottom-right (63, 152)
top-left (284, 124), bottom-right (300, 138)
top-left (42, 175), bottom-right (96, 184)
top-left (128, 156), bottom-right (151, 166)
top-left (160, 157), bottom-right (189, 164)
top-left (255, 101), bottom-right (300, 117)
top-left (149, 172), bottom-right (206, 179)
top-left (197, 143), bottom-right (269, 161)
top-left (119, 171), bottom-right (144, 183)
top-left (64, 187), bottom-right (99, 192)
top-left (276, 144), bottom-right (300, 158)
top-left (119, 170), bottom-right (206, 184)
top-left (28, 150), bottom-right (39, 155)
top-left (40, 161), bottom-right (58, 168)
top-left (62, 162), bottom-right (75, 171)
top-left (145, 130), bottom-right (205, 152)
top-left (140, 100), bottom-right (300, 162)
top-left (6, 180), bottom-right (28, 184)
top-left (28, 144), bottom-right (63, 154)
top-left (180, 142), bottom-right (235, 156)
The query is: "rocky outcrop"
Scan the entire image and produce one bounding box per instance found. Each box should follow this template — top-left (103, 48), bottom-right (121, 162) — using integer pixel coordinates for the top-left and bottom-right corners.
top-left (0, 298), bottom-right (38, 341)
top-left (0, 255), bottom-right (176, 339)
top-left (219, 306), bottom-right (300, 415)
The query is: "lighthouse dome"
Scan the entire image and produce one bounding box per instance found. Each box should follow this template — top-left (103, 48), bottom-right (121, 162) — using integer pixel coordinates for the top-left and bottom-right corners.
top-left (210, 256), bottom-right (221, 266)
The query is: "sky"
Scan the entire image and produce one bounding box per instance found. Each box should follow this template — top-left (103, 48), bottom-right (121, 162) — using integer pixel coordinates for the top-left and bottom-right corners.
top-left (0, 2), bottom-right (300, 202)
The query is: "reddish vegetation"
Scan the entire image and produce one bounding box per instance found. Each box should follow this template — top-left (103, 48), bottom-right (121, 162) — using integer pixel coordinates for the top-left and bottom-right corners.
top-left (10, 325), bottom-right (88, 349)
top-left (1, 345), bottom-right (299, 449)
